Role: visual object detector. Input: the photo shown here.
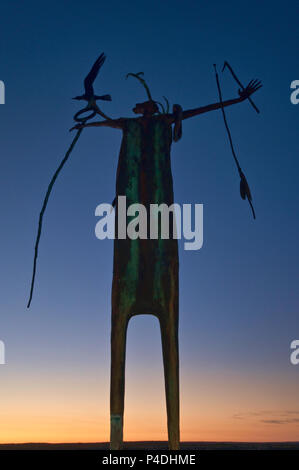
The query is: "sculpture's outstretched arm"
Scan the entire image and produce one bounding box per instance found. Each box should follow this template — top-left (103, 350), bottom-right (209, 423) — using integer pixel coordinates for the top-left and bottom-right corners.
top-left (179, 80), bottom-right (262, 121)
top-left (70, 118), bottom-right (124, 131)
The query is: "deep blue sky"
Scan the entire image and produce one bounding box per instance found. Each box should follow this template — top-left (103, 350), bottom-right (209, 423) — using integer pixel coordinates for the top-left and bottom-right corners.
top-left (0, 0), bottom-right (298, 442)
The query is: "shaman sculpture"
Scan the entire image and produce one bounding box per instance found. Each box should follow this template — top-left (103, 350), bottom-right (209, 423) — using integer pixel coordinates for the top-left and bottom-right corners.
top-left (28, 53), bottom-right (262, 450)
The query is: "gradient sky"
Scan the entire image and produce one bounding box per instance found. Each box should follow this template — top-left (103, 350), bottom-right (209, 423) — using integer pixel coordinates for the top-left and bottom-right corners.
top-left (0, 0), bottom-right (298, 443)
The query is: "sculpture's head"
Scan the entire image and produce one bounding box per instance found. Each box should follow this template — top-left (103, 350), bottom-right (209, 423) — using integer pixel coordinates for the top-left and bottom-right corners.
top-left (126, 72), bottom-right (169, 116)
top-left (133, 100), bottom-right (159, 116)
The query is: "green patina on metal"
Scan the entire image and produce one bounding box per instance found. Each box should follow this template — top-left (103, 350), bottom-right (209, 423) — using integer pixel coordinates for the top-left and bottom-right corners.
top-left (113, 117), bottom-right (178, 317)
top-left (116, 120), bottom-right (141, 313)
top-left (152, 120), bottom-right (174, 308)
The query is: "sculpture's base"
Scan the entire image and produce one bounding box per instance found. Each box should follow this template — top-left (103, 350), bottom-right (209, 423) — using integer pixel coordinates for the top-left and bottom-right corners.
top-left (110, 414), bottom-right (123, 450)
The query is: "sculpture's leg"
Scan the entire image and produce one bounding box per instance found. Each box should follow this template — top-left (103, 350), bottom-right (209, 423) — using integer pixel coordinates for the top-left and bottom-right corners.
top-left (159, 316), bottom-right (180, 450)
top-left (110, 312), bottom-right (129, 450)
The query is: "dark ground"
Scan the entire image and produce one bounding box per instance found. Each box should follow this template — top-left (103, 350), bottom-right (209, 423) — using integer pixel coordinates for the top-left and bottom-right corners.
top-left (0, 442), bottom-right (298, 450)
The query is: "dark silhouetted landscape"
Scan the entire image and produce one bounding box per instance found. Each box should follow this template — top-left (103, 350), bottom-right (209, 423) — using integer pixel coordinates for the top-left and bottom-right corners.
top-left (0, 442), bottom-right (298, 450)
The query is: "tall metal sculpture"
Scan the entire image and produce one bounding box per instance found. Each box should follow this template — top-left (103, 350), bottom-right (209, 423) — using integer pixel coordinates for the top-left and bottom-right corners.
top-left (28, 53), bottom-right (262, 450)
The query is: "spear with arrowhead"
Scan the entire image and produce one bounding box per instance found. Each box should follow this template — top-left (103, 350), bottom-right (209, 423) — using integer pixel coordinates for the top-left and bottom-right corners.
top-left (213, 63), bottom-right (262, 219)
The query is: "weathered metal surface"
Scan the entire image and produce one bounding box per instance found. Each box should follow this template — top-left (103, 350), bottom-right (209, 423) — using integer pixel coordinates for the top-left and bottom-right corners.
top-left (111, 115), bottom-right (180, 450)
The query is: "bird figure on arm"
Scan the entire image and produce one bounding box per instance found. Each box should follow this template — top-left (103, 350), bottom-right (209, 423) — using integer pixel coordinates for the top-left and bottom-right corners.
top-left (73, 52), bottom-right (112, 122)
